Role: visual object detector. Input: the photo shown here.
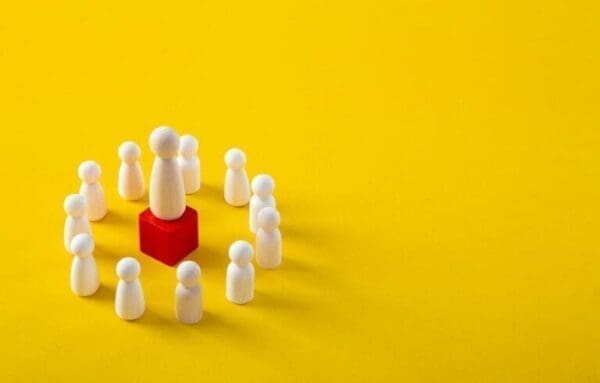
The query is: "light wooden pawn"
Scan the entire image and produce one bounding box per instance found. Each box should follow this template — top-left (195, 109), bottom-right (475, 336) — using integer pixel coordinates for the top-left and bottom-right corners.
top-left (64, 194), bottom-right (92, 253)
top-left (256, 207), bottom-right (282, 269)
top-left (118, 141), bottom-right (145, 200)
top-left (249, 174), bottom-right (276, 233)
top-left (78, 160), bottom-right (107, 221)
top-left (149, 126), bottom-right (186, 220)
top-left (70, 233), bottom-right (99, 296)
top-left (175, 261), bottom-right (203, 324)
top-left (226, 241), bottom-right (254, 304)
top-left (115, 257), bottom-right (145, 320)
top-left (224, 148), bottom-right (251, 207)
top-left (178, 135), bottom-right (201, 194)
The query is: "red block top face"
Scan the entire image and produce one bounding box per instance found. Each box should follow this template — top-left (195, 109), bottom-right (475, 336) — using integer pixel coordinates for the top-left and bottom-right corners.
top-left (139, 206), bottom-right (198, 232)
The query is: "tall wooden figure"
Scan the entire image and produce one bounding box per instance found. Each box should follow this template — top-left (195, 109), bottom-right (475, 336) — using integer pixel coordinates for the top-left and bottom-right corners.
top-left (149, 126), bottom-right (186, 220)
top-left (139, 126), bottom-right (199, 266)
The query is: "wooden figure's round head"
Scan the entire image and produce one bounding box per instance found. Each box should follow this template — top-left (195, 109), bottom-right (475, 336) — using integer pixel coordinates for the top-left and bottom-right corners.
top-left (70, 233), bottom-right (95, 257)
top-left (119, 141), bottom-right (141, 164)
top-left (177, 260), bottom-right (201, 287)
top-left (258, 207), bottom-right (280, 232)
top-left (252, 174), bottom-right (275, 197)
top-left (116, 257), bottom-right (141, 282)
top-left (229, 240), bottom-right (253, 265)
top-left (224, 148), bottom-right (246, 170)
top-left (179, 135), bottom-right (198, 159)
top-left (64, 194), bottom-right (86, 217)
top-left (78, 160), bottom-right (101, 184)
top-left (150, 126), bottom-right (180, 159)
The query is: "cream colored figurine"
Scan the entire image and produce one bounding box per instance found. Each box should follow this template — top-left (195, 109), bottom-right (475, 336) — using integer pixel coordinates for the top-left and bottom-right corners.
top-left (149, 126), bottom-right (186, 220)
top-left (256, 207), bottom-right (282, 269)
top-left (78, 160), bottom-right (107, 221)
top-left (175, 261), bottom-right (203, 324)
top-left (115, 257), bottom-right (145, 320)
top-left (64, 194), bottom-right (92, 253)
top-left (70, 233), bottom-right (99, 296)
top-left (178, 135), bottom-right (201, 194)
top-left (249, 174), bottom-right (276, 233)
top-left (226, 240), bottom-right (255, 304)
top-left (118, 141), bottom-right (145, 201)
top-left (224, 148), bottom-right (251, 207)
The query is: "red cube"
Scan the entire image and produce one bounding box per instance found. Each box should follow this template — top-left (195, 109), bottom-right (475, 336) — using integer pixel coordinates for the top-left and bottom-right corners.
top-left (139, 206), bottom-right (199, 266)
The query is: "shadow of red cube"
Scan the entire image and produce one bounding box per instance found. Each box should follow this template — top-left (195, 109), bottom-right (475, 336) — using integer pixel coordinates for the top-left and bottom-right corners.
top-left (139, 206), bottom-right (199, 266)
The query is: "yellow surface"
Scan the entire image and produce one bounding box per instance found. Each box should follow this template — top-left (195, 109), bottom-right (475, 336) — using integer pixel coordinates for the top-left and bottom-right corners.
top-left (0, 1), bottom-right (599, 382)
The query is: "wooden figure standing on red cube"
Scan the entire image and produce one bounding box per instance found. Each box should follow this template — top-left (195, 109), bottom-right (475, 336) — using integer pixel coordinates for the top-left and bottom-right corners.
top-left (139, 126), bottom-right (199, 266)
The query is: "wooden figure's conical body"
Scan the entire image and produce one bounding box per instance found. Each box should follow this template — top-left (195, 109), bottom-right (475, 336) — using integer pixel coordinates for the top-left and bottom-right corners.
top-left (225, 168), bottom-right (251, 207)
top-left (178, 135), bottom-right (201, 194)
top-left (179, 156), bottom-right (201, 194)
top-left (226, 263), bottom-right (254, 304)
top-left (257, 229), bottom-right (282, 269)
top-left (176, 283), bottom-right (203, 324)
top-left (80, 182), bottom-right (107, 221)
top-left (149, 127), bottom-right (186, 220)
top-left (71, 256), bottom-right (99, 296)
top-left (115, 279), bottom-right (145, 320)
top-left (119, 162), bottom-right (145, 200)
top-left (150, 158), bottom-right (186, 220)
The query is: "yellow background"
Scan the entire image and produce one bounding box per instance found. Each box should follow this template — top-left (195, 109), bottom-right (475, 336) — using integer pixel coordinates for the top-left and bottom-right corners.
top-left (0, 1), bottom-right (599, 382)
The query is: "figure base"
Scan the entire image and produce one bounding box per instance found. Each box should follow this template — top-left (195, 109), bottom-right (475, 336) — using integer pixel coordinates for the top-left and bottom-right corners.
top-left (139, 206), bottom-right (199, 266)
